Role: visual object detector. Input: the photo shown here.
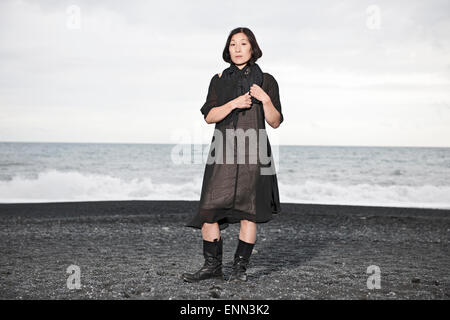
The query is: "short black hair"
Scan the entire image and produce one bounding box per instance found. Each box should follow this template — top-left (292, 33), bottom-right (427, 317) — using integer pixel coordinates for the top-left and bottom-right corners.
top-left (222, 27), bottom-right (263, 65)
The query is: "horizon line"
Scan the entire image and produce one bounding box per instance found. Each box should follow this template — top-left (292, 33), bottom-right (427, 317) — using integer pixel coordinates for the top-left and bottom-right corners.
top-left (0, 140), bottom-right (449, 149)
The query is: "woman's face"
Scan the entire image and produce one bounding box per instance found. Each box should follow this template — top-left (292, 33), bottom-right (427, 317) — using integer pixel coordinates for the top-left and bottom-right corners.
top-left (229, 32), bottom-right (252, 65)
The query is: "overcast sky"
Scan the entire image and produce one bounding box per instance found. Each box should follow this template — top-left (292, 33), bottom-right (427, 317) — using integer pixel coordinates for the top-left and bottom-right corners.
top-left (0, 0), bottom-right (449, 147)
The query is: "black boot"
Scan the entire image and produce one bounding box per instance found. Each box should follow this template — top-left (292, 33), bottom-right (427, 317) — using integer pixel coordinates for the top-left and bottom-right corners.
top-left (182, 237), bottom-right (223, 282)
top-left (228, 238), bottom-right (255, 282)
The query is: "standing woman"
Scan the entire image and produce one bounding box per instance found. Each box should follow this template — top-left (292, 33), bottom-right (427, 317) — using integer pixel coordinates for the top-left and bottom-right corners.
top-left (183, 27), bottom-right (284, 282)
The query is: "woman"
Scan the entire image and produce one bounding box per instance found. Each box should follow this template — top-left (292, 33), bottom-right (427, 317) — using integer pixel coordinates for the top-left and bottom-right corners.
top-left (183, 27), bottom-right (284, 283)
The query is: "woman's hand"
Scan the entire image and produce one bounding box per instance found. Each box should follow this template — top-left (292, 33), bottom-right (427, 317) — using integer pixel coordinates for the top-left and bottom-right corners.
top-left (249, 84), bottom-right (270, 104)
top-left (232, 92), bottom-right (252, 110)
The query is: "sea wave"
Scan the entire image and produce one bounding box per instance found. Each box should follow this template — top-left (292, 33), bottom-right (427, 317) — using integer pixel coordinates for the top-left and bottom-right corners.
top-left (0, 170), bottom-right (202, 203)
top-left (0, 170), bottom-right (449, 209)
top-left (278, 180), bottom-right (450, 209)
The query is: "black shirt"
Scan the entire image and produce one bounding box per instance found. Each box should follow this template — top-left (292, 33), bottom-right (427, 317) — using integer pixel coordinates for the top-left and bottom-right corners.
top-left (200, 72), bottom-right (284, 124)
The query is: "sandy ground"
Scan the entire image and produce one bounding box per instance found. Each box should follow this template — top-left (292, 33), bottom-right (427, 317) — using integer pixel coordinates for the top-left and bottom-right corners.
top-left (0, 200), bottom-right (449, 300)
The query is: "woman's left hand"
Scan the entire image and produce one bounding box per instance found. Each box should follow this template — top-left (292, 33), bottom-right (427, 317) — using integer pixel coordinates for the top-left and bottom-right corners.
top-left (249, 84), bottom-right (270, 104)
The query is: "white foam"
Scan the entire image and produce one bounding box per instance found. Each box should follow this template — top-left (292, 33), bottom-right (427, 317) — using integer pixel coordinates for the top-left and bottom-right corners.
top-left (0, 170), bottom-right (449, 210)
top-left (0, 170), bottom-right (202, 203)
top-left (278, 180), bottom-right (450, 210)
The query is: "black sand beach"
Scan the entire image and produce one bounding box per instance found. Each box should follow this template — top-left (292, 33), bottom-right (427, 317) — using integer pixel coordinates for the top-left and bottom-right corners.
top-left (0, 200), bottom-right (449, 300)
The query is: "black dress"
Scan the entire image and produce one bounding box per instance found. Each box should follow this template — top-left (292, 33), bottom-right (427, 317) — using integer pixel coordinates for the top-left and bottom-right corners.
top-left (186, 64), bottom-right (284, 230)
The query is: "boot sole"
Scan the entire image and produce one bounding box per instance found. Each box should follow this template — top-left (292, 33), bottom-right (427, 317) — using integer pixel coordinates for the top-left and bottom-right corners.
top-left (182, 274), bottom-right (224, 283)
top-left (227, 275), bottom-right (248, 282)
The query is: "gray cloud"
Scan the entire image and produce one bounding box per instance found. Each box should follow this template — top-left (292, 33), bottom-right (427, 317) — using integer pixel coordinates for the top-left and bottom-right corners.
top-left (0, 0), bottom-right (449, 146)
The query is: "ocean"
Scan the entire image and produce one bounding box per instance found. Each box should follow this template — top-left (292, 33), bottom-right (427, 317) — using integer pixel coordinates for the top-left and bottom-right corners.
top-left (0, 142), bottom-right (449, 209)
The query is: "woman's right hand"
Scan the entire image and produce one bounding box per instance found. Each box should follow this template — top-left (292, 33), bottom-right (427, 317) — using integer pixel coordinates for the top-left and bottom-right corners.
top-left (232, 92), bottom-right (252, 110)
